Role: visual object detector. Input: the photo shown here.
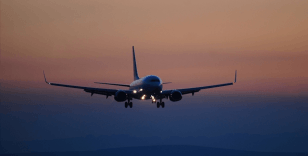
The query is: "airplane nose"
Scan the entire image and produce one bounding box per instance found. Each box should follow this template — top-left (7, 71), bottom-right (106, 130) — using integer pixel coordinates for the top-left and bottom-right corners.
top-left (153, 85), bottom-right (162, 93)
top-left (144, 84), bottom-right (161, 93)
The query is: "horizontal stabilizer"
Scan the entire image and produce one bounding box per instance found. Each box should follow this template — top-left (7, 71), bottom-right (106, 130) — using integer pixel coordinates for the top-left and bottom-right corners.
top-left (162, 82), bottom-right (172, 84)
top-left (94, 82), bottom-right (130, 87)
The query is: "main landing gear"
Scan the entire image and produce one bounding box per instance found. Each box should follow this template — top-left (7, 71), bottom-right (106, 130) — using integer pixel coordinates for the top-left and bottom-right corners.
top-left (156, 98), bottom-right (165, 108)
top-left (125, 99), bottom-right (133, 108)
top-left (125, 102), bottom-right (133, 108)
top-left (157, 102), bottom-right (165, 108)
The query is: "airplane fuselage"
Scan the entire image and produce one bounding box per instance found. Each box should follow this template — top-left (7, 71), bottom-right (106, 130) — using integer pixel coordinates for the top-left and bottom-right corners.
top-left (129, 75), bottom-right (163, 100)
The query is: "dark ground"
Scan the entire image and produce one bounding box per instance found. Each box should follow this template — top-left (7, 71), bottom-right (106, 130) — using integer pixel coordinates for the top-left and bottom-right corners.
top-left (1, 145), bottom-right (307, 156)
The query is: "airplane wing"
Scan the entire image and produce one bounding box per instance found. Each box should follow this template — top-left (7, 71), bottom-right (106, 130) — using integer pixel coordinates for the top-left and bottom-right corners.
top-left (43, 71), bottom-right (125, 96)
top-left (161, 70), bottom-right (237, 95)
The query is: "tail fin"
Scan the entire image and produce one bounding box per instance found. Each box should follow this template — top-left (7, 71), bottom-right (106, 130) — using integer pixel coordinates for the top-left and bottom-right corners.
top-left (234, 70), bottom-right (237, 83)
top-left (132, 46), bottom-right (139, 80)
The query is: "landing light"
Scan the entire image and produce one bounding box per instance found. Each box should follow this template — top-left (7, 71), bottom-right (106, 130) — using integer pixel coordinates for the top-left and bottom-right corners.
top-left (151, 95), bottom-right (156, 102)
top-left (141, 94), bottom-right (146, 100)
top-left (133, 90), bottom-right (137, 93)
top-left (140, 88), bottom-right (143, 91)
top-left (160, 91), bottom-right (162, 93)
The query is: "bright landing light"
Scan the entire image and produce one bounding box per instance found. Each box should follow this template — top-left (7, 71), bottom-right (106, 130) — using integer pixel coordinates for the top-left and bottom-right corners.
top-left (151, 95), bottom-right (156, 102)
top-left (141, 94), bottom-right (146, 100)
top-left (133, 90), bottom-right (137, 93)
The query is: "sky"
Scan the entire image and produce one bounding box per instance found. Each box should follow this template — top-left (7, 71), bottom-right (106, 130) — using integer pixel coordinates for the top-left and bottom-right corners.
top-left (1, 0), bottom-right (308, 153)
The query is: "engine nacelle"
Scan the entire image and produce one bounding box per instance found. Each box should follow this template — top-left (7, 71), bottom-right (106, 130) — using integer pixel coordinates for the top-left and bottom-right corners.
top-left (114, 90), bottom-right (127, 102)
top-left (169, 90), bottom-right (182, 102)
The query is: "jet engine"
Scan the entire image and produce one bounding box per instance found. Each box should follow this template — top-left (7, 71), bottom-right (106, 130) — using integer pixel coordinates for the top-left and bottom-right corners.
top-left (114, 90), bottom-right (127, 102)
top-left (169, 90), bottom-right (182, 102)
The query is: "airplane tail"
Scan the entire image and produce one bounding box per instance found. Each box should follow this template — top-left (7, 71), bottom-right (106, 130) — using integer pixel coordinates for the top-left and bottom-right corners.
top-left (132, 46), bottom-right (140, 80)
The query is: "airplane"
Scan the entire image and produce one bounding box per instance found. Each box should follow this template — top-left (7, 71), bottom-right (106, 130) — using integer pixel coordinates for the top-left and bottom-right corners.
top-left (43, 46), bottom-right (237, 108)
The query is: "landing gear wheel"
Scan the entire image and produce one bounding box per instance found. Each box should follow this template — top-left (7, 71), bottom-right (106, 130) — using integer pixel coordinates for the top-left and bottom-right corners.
top-left (125, 102), bottom-right (128, 108)
top-left (161, 102), bottom-right (165, 108)
top-left (157, 102), bottom-right (160, 108)
top-left (129, 102), bottom-right (133, 108)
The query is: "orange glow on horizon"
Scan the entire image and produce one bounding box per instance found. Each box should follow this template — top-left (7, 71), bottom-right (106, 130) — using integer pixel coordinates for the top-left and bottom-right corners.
top-left (1, 0), bottom-right (307, 96)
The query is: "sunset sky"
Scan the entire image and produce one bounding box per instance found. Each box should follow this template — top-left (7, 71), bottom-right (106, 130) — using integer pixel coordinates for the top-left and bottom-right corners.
top-left (1, 0), bottom-right (308, 153)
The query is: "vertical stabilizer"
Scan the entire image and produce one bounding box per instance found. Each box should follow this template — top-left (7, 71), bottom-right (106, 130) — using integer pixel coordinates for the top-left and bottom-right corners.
top-left (132, 46), bottom-right (140, 80)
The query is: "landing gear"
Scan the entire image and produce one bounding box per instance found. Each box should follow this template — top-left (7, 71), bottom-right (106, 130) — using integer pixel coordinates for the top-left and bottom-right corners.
top-left (156, 102), bottom-right (165, 108)
top-left (125, 100), bottom-right (133, 108)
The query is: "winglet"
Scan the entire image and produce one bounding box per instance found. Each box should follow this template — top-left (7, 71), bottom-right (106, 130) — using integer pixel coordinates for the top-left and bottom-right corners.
top-left (234, 70), bottom-right (237, 83)
top-left (43, 71), bottom-right (50, 84)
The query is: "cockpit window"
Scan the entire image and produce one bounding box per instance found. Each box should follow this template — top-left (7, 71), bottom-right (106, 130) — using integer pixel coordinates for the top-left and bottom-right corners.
top-left (150, 79), bottom-right (160, 82)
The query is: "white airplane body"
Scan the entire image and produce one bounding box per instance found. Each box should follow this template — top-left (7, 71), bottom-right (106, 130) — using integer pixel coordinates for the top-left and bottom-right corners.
top-left (44, 46), bottom-right (237, 108)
